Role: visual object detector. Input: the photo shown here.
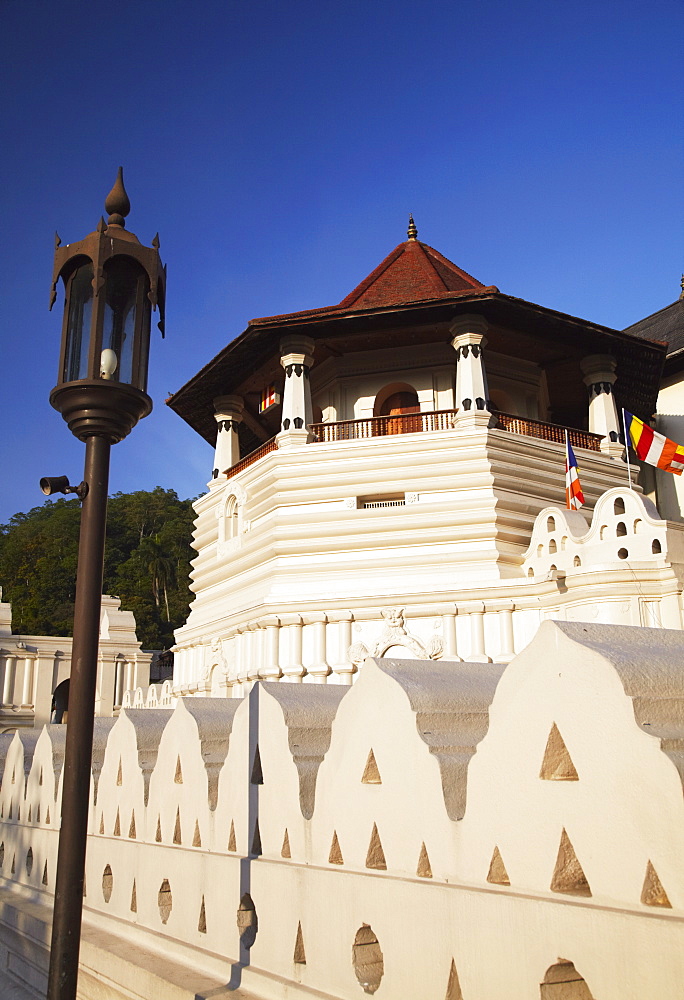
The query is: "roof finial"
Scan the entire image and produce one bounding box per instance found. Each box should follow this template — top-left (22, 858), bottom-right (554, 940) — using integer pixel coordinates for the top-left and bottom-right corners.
top-left (407, 214), bottom-right (418, 241)
top-left (680, 274), bottom-right (684, 300)
top-left (105, 166), bottom-right (131, 228)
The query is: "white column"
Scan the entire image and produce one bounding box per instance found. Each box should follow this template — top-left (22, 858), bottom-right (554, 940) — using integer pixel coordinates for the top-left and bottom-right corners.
top-left (451, 315), bottom-right (491, 429)
top-left (246, 625), bottom-right (260, 683)
top-left (441, 611), bottom-right (462, 661)
top-left (580, 354), bottom-right (623, 458)
top-left (258, 617), bottom-right (282, 681)
top-left (125, 660), bottom-right (134, 696)
top-left (212, 395), bottom-right (244, 481)
top-left (278, 335), bottom-right (315, 446)
top-left (330, 612), bottom-right (355, 685)
top-left (2, 654), bottom-right (16, 707)
top-left (495, 602), bottom-right (516, 663)
top-left (114, 659), bottom-right (124, 707)
top-left (464, 602), bottom-right (492, 663)
top-left (281, 615), bottom-right (306, 682)
top-left (306, 615), bottom-right (330, 684)
top-left (21, 654), bottom-right (36, 707)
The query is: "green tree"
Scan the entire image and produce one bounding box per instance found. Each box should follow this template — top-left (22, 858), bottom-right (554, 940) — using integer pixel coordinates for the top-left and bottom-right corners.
top-left (0, 488), bottom-right (195, 648)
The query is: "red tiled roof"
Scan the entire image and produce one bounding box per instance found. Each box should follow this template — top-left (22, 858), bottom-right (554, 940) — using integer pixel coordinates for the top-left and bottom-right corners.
top-left (338, 239), bottom-right (486, 308)
top-left (249, 239), bottom-right (490, 326)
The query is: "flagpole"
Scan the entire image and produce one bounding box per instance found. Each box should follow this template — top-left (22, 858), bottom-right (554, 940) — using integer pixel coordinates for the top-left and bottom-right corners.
top-left (564, 429), bottom-right (571, 510)
top-left (621, 407), bottom-right (634, 491)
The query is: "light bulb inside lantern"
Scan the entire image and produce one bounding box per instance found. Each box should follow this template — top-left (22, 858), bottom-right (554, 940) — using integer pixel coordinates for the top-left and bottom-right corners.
top-left (100, 348), bottom-right (118, 379)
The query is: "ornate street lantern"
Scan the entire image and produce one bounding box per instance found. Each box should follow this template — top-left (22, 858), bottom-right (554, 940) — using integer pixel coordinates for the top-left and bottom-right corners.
top-left (49, 166), bottom-right (165, 441)
top-left (45, 170), bottom-right (164, 1000)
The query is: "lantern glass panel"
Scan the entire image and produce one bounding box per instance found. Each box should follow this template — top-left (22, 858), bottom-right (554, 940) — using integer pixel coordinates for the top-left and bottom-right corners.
top-left (63, 262), bottom-right (94, 382)
top-left (101, 258), bottom-right (146, 386)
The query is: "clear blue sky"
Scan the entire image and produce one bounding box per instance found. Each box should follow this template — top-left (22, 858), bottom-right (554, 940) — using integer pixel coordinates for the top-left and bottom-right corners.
top-left (0, 0), bottom-right (681, 523)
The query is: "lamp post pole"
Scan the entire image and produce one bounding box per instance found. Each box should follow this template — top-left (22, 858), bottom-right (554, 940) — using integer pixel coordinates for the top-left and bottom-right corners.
top-left (47, 436), bottom-right (110, 999)
top-left (44, 169), bottom-right (165, 1000)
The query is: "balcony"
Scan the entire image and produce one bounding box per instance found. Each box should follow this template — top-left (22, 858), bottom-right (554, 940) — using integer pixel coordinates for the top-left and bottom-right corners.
top-left (225, 411), bottom-right (602, 479)
top-left (311, 410), bottom-right (601, 451)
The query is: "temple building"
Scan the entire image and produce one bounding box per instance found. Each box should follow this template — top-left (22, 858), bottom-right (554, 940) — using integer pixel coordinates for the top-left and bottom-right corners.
top-left (1, 224), bottom-right (682, 1000)
top-left (163, 220), bottom-right (680, 697)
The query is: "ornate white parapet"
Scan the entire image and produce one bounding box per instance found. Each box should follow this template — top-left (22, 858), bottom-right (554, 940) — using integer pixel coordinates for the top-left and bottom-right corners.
top-left (277, 334), bottom-right (315, 446)
top-left (211, 394), bottom-right (244, 481)
top-left (1, 620), bottom-right (683, 998)
top-left (450, 314), bottom-right (491, 428)
top-left (580, 354), bottom-right (624, 458)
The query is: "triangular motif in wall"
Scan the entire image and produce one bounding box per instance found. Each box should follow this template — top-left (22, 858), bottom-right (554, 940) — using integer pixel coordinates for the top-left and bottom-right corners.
top-left (128, 811), bottom-right (136, 839)
top-left (228, 819), bottom-right (236, 852)
top-left (445, 958), bottom-right (464, 1000)
top-left (362, 749), bottom-right (382, 784)
top-left (193, 819), bottom-right (202, 847)
top-left (486, 846), bottom-right (510, 885)
top-left (417, 842), bottom-right (432, 878)
top-left (366, 823), bottom-right (387, 870)
top-left (36, 805), bottom-right (40, 824)
top-left (42, 861), bottom-right (48, 886)
top-left (640, 860), bottom-right (671, 908)
top-left (174, 756), bottom-right (183, 783)
top-left (116, 758), bottom-right (122, 785)
top-left (251, 819), bottom-right (262, 856)
top-left (198, 895), bottom-right (207, 933)
top-left (329, 830), bottom-right (344, 865)
top-left (550, 829), bottom-right (591, 896)
top-left (281, 828), bottom-right (291, 858)
top-left (27, 806), bottom-right (31, 823)
top-left (45, 807), bottom-right (50, 825)
top-left (99, 813), bottom-right (104, 835)
top-left (251, 746), bottom-right (263, 784)
top-left (130, 879), bottom-right (137, 913)
top-left (113, 808), bottom-right (121, 837)
top-left (293, 921), bottom-right (306, 964)
top-left (155, 815), bottom-right (162, 842)
top-left (539, 723), bottom-right (579, 780)
top-left (173, 808), bottom-right (182, 844)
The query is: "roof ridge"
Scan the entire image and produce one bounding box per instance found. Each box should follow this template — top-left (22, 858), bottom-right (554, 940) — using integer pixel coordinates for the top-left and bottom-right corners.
top-left (337, 238), bottom-right (485, 311)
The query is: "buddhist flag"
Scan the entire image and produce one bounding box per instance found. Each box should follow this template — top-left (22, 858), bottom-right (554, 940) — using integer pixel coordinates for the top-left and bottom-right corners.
top-left (623, 410), bottom-right (684, 476)
top-left (565, 435), bottom-right (585, 510)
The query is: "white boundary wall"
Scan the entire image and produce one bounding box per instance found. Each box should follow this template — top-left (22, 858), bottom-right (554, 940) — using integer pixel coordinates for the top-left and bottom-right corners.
top-left (0, 619), bottom-right (681, 999)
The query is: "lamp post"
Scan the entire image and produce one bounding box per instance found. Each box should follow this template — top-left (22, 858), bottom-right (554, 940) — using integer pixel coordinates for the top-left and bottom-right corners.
top-left (45, 169), bottom-right (165, 1000)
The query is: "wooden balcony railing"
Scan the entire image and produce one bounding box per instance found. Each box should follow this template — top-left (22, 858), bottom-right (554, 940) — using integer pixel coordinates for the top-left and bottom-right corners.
top-left (224, 411), bottom-right (602, 478)
top-left (225, 436), bottom-right (277, 479)
top-left (495, 413), bottom-right (602, 452)
top-left (310, 409), bottom-right (456, 441)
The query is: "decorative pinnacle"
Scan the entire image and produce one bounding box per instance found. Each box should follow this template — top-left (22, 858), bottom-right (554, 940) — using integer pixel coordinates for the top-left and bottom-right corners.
top-left (407, 214), bottom-right (418, 241)
top-left (104, 166), bottom-right (131, 228)
top-left (680, 274), bottom-right (684, 300)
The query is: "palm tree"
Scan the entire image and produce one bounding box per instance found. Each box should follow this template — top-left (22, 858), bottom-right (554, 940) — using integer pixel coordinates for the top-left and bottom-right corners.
top-left (137, 534), bottom-right (176, 621)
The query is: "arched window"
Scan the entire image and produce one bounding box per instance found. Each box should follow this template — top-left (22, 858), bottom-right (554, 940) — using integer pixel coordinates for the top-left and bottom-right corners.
top-left (373, 383), bottom-right (420, 435)
top-left (51, 679), bottom-right (70, 724)
top-left (226, 496), bottom-right (239, 539)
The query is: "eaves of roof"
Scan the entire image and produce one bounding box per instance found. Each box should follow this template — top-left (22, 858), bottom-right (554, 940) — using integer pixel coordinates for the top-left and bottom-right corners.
top-left (168, 291), bottom-right (665, 447)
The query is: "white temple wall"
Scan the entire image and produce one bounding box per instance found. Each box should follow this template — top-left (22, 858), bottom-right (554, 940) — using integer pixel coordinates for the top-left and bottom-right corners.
top-left (652, 374), bottom-right (684, 522)
top-left (0, 621), bottom-right (681, 999)
top-left (0, 597), bottom-right (151, 731)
